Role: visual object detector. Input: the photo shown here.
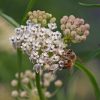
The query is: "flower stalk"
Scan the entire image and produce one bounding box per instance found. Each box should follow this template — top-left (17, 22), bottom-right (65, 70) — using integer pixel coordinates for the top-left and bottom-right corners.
top-left (36, 72), bottom-right (46, 100)
top-left (17, 48), bottom-right (22, 90)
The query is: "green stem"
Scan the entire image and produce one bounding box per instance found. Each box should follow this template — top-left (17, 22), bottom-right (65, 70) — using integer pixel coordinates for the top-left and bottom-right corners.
top-left (21, 0), bottom-right (36, 24)
top-left (17, 48), bottom-right (22, 90)
top-left (35, 72), bottom-right (46, 100)
top-left (75, 61), bottom-right (100, 100)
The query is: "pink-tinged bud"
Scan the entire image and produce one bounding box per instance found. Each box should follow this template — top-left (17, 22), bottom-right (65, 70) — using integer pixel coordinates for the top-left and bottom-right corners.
top-left (84, 30), bottom-right (89, 36)
top-left (60, 16), bottom-right (68, 24)
top-left (81, 35), bottom-right (86, 41)
top-left (80, 25), bottom-right (86, 32)
top-left (76, 28), bottom-right (81, 33)
top-left (66, 23), bottom-right (71, 28)
top-left (85, 24), bottom-right (90, 29)
top-left (69, 15), bottom-right (75, 20)
top-left (74, 20), bottom-right (80, 26)
top-left (60, 24), bottom-right (66, 30)
top-left (63, 16), bottom-right (68, 20)
top-left (68, 19), bottom-right (74, 23)
top-left (80, 19), bottom-right (84, 24)
top-left (64, 29), bottom-right (70, 35)
top-left (71, 31), bottom-right (76, 37)
top-left (75, 35), bottom-right (81, 42)
top-left (70, 25), bottom-right (76, 30)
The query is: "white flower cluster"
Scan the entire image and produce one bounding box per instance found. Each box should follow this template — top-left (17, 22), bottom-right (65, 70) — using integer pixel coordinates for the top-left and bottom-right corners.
top-left (60, 15), bottom-right (90, 43)
top-left (10, 19), bottom-right (66, 73)
top-left (11, 70), bottom-right (63, 99)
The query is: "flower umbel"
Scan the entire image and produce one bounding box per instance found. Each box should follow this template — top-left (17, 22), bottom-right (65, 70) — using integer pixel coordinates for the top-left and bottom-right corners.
top-left (28, 10), bottom-right (56, 28)
top-left (11, 70), bottom-right (63, 99)
top-left (60, 15), bottom-right (90, 43)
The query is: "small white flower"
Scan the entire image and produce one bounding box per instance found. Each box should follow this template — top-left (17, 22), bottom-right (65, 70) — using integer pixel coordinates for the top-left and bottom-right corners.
top-left (48, 23), bottom-right (57, 30)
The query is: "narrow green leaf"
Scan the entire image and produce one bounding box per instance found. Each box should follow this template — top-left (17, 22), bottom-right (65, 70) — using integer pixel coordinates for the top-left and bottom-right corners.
top-left (75, 61), bottom-right (100, 100)
top-left (0, 11), bottom-right (19, 27)
top-left (79, 2), bottom-right (100, 7)
top-left (21, 0), bottom-right (36, 24)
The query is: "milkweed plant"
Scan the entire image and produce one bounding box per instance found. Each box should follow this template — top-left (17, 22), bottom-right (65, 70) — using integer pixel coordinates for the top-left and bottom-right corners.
top-left (0, 0), bottom-right (100, 100)
top-left (9, 10), bottom-right (91, 100)
top-left (0, 1), bottom-right (99, 100)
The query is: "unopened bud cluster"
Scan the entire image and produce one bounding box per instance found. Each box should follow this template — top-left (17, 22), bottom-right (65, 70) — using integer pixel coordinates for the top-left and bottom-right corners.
top-left (60, 15), bottom-right (90, 43)
top-left (11, 70), bottom-right (63, 99)
top-left (28, 10), bottom-right (56, 27)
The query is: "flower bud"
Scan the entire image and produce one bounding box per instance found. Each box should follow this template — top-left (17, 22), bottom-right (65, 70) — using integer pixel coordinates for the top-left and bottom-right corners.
top-left (11, 80), bottom-right (18, 87)
top-left (25, 70), bottom-right (33, 78)
top-left (60, 24), bottom-right (66, 30)
top-left (22, 77), bottom-right (30, 84)
top-left (20, 91), bottom-right (27, 98)
top-left (11, 90), bottom-right (19, 97)
top-left (85, 23), bottom-right (90, 29)
top-left (28, 11), bottom-right (32, 16)
top-left (50, 17), bottom-right (56, 23)
top-left (45, 91), bottom-right (51, 98)
top-left (64, 29), bottom-right (70, 35)
top-left (54, 80), bottom-right (63, 87)
top-left (44, 80), bottom-right (50, 87)
top-left (84, 30), bottom-right (89, 36)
